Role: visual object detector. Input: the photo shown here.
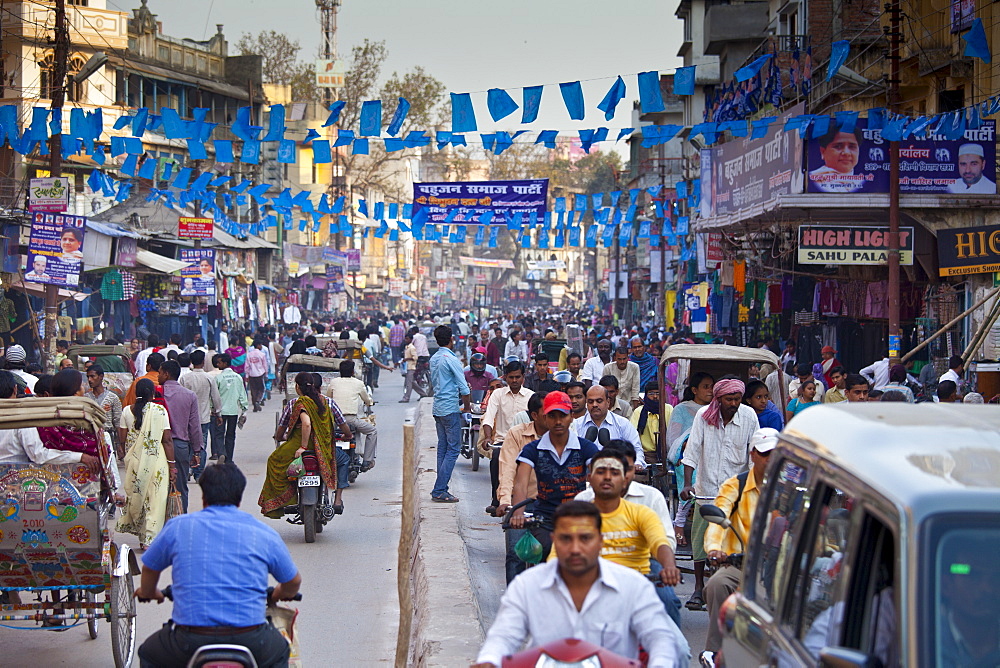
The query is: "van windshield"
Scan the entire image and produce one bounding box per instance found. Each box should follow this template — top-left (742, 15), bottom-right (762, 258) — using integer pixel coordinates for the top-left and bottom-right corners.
top-left (933, 525), bottom-right (1000, 667)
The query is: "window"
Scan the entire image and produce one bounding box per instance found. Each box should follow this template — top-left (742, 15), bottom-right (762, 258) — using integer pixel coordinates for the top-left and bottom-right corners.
top-left (938, 88), bottom-right (965, 113)
top-left (38, 54), bottom-right (56, 99)
top-left (744, 456), bottom-right (811, 613)
top-left (185, 52), bottom-right (194, 69)
top-left (158, 45), bottom-right (169, 61)
top-left (198, 56), bottom-right (207, 73)
top-left (37, 53), bottom-right (87, 101)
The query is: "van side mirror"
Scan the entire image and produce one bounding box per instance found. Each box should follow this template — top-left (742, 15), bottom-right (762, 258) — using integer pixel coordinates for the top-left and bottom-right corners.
top-left (819, 647), bottom-right (881, 668)
top-left (699, 504), bottom-right (731, 528)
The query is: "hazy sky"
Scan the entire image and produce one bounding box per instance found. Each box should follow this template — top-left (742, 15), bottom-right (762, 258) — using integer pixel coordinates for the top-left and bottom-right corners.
top-left (113, 0), bottom-right (684, 137)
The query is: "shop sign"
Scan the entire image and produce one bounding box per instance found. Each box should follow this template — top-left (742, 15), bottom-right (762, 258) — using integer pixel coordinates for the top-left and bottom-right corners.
top-left (702, 103), bottom-right (805, 218)
top-left (118, 238), bottom-right (137, 268)
top-left (413, 179), bottom-right (548, 225)
top-left (806, 120), bottom-right (996, 194)
top-left (178, 217), bottom-right (213, 239)
top-left (26, 212), bottom-right (85, 286)
top-left (345, 249), bottom-right (362, 272)
top-left (799, 225), bottom-right (913, 265)
top-left (178, 249), bottom-right (216, 296)
top-left (315, 59), bottom-right (345, 88)
top-left (29, 177), bottom-right (69, 212)
top-left (388, 278), bottom-right (406, 296)
top-left (937, 224), bottom-right (1000, 276)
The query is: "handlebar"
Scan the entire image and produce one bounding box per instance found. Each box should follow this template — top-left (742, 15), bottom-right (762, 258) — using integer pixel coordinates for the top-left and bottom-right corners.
top-left (501, 498), bottom-right (544, 530)
top-left (159, 585), bottom-right (302, 603)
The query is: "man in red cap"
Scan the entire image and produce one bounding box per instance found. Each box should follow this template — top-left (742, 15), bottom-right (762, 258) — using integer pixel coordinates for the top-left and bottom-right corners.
top-left (510, 391), bottom-right (601, 557)
top-left (820, 345), bottom-right (841, 389)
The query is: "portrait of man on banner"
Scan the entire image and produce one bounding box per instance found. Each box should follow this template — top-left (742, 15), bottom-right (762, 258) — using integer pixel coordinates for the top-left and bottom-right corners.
top-left (946, 143), bottom-right (997, 194)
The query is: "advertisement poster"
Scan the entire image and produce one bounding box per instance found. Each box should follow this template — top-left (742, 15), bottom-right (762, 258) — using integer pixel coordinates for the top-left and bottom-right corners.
top-left (28, 177), bottom-right (69, 213)
top-left (806, 120), bottom-right (996, 194)
top-left (26, 212), bottom-right (86, 287)
top-left (178, 248), bottom-right (216, 296)
top-left (703, 104), bottom-right (805, 218)
top-left (178, 217), bottom-right (214, 239)
top-left (326, 264), bottom-right (345, 292)
top-left (799, 225), bottom-right (914, 265)
top-left (345, 249), bottom-right (361, 272)
top-left (412, 179), bottom-right (548, 225)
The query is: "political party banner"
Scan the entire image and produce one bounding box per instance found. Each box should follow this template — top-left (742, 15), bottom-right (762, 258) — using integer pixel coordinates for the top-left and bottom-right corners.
top-left (702, 104), bottom-right (806, 218)
top-left (326, 264), bottom-right (345, 292)
top-left (937, 224), bottom-right (1000, 276)
top-left (178, 249), bottom-right (216, 296)
top-left (323, 247), bottom-right (348, 265)
top-left (178, 216), bottom-right (214, 239)
top-left (28, 177), bottom-right (69, 212)
top-left (799, 225), bottom-right (914, 265)
top-left (806, 120), bottom-right (997, 194)
top-left (459, 255), bottom-right (515, 269)
top-left (26, 212), bottom-right (86, 287)
top-left (413, 179), bottom-right (548, 225)
top-left (345, 249), bottom-right (362, 272)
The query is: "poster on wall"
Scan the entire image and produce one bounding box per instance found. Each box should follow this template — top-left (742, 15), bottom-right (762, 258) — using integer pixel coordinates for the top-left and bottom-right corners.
top-left (412, 179), bottom-right (548, 225)
top-left (326, 264), bottom-right (345, 292)
top-left (178, 248), bottom-right (216, 296)
top-left (25, 212), bottom-right (86, 287)
top-left (806, 120), bottom-right (996, 194)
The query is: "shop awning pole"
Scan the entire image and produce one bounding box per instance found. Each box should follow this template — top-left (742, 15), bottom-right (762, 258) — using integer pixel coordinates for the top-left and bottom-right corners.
top-left (901, 286), bottom-right (1000, 363)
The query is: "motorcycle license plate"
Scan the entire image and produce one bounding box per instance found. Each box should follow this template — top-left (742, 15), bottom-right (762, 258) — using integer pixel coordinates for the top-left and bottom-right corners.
top-left (336, 440), bottom-right (354, 450)
top-left (298, 476), bottom-right (321, 487)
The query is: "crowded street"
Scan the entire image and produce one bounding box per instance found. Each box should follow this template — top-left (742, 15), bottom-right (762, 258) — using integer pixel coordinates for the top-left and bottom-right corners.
top-left (2, 0), bottom-right (1000, 666)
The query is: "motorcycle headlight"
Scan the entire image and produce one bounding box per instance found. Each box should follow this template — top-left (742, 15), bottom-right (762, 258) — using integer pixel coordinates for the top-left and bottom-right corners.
top-left (535, 655), bottom-right (602, 668)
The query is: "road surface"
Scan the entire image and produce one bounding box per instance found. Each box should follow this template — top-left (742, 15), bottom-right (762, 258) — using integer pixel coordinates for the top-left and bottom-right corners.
top-left (0, 370), bottom-right (408, 666)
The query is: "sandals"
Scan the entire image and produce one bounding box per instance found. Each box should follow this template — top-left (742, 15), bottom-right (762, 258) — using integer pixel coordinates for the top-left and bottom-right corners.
top-left (431, 493), bottom-right (459, 503)
top-left (333, 503), bottom-right (344, 515)
top-left (685, 592), bottom-right (706, 611)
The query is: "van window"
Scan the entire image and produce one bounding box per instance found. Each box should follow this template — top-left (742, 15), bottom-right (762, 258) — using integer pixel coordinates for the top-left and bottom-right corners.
top-left (785, 485), bottom-right (855, 658)
top-left (745, 456), bottom-right (810, 614)
top-left (841, 514), bottom-right (899, 667)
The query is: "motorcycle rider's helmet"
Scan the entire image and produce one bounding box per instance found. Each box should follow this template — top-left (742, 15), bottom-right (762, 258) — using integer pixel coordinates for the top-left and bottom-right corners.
top-left (553, 370), bottom-right (573, 385)
top-left (470, 353), bottom-right (487, 373)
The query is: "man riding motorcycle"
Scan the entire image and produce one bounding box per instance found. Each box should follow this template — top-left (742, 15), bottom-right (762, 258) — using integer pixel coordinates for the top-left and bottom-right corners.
top-left (136, 461), bottom-right (302, 667)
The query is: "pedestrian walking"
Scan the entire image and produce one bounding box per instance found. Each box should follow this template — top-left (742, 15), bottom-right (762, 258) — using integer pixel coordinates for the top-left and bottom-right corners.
top-left (214, 353), bottom-right (249, 463)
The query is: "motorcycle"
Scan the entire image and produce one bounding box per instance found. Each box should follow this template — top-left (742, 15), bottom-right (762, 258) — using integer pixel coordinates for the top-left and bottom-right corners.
top-left (460, 390), bottom-right (486, 471)
top-left (282, 449), bottom-right (335, 543)
top-left (158, 585), bottom-right (302, 668)
top-left (340, 429), bottom-right (363, 484)
top-left (502, 638), bottom-right (641, 668)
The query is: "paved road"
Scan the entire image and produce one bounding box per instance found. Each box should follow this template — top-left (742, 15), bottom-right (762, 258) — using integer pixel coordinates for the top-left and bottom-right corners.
top-left (0, 370), bottom-right (408, 667)
top-left (450, 451), bottom-right (710, 666)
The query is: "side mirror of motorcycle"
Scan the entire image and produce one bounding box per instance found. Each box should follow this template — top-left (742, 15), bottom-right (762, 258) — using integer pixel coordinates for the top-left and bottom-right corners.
top-left (699, 503), bottom-right (731, 529)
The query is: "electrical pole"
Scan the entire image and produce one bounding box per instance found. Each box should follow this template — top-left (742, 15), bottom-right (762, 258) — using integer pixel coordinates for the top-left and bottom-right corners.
top-left (43, 0), bottom-right (69, 372)
top-left (886, 0), bottom-right (901, 360)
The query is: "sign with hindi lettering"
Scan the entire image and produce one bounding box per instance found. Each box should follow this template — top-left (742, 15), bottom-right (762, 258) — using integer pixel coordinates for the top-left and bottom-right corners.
top-left (806, 120), bottom-right (996, 194)
top-left (26, 212), bottom-right (85, 287)
top-left (28, 177), bottom-right (69, 213)
top-left (178, 249), bottom-right (216, 296)
top-left (412, 179), bottom-right (548, 225)
top-left (703, 104), bottom-right (805, 218)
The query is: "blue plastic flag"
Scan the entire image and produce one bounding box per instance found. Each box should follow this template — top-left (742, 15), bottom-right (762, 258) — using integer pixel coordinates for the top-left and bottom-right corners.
top-left (190, 171), bottom-right (213, 192)
top-left (474, 225), bottom-right (486, 245)
top-left (535, 130), bottom-right (558, 149)
top-left (489, 226), bottom-right (500, 248)
top-left (673, 66), bottom-right (696, 96)
top-left (478, 210), bottom-right (493, 225)
top-left (826, 40), bottom-right (850, 81)
top-left (537, 229), bottom-right (549, 249)
top-left (637, 71), bottom-right (665, 113)
top-left (263, 104), bottom-right (286, 141)
top-left (522, 86), bottom-right (543, 124)
top-left (559, 81), bottom-right (585, 120)
top-left (585, 224), bottom-right (598, 248)
top-left (591, 193), bottom-right (604, 210)
top-left (312, 140), bottom-right (331, 164)
top-left (187, 139), bottom-right (207, 160)
top-left (303, 128), bottom-right (320, 143)
top-left (579, 128), bottom-right (608, 153)
top-left (451, 93), bottom-right (477, 132)
top-left (597, 77), bottom-right (627, 121)
top-left (214, 139), bottom-right (234, 163)
top-left (138, 156), bottom-right (156, 180)
top-left (487, 88), bottom-right (519, 122)
top-left (323, 101), bottom-right (346, 127)
top-left (616, 128), bottom-right (634, 142)
top-left (963, 18), bottom-right (991, 63)
top-left (568, 226), bottom-right (581, 247)
top-left (352, 138), bottom-right (369, 155)
top-left (121, 154), bottom-right (138, 176)
top-left (172, 167), bottom-right (192, 190)
top-left (241, 139), bottom-right (261, 164)
top-left (359, 100), bottom-right (382, 136)
top-left (387, 97), bottom-right (410, 136)
top-left (735, 55), bottom-right (772, 82)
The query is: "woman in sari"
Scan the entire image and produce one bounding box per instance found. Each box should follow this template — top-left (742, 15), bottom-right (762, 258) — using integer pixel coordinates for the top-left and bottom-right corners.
top-left (664, 371), bottom-right (715, 546)
top-left (259, 372), bottom-right (337, 519)
top-left (116, 379), bottom-right (174, 549)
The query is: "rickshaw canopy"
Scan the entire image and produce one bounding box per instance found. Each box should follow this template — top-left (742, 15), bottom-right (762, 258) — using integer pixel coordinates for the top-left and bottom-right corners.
top-left (0, 396), bottom-right (107, 433)
top-left (660, 344), bottom-right (780, 368)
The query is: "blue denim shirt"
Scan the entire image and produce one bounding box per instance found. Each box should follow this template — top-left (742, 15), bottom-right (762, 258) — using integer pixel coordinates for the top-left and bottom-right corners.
top-left (430, 346), bottom-right (470, 417)
top-left (142, 505), bottom-right (297, 626)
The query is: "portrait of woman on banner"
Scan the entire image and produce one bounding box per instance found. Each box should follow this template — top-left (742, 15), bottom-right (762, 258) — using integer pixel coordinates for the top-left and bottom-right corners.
top-left (808, 127), bottom-right (866, 193)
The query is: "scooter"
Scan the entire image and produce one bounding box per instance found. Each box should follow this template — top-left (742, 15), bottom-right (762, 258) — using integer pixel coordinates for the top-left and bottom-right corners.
top-left (460, 390), bottom-right (486, 471)
top-left (282, 449), bottom-right (335, 543)
top-left (502, 638), bottom-right (640, 668)
top-left (159, 585), bottom-right (302, 668)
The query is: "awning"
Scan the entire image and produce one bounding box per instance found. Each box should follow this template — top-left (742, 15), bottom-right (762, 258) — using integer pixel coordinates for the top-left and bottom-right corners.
top-left (136, 249), bottom-right (194, 274)
top-left (86, 220), bottom-right (143, 239)
top-left (8, 280), bottom-right (89, 302)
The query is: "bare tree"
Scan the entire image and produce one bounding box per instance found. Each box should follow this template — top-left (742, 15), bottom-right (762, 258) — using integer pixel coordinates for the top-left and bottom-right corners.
top-left (236, 30), bottom-right (317, 101)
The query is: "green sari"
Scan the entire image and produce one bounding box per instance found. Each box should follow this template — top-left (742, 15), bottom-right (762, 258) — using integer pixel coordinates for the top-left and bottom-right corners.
top-left (258, 396), bottom-right (337, 518)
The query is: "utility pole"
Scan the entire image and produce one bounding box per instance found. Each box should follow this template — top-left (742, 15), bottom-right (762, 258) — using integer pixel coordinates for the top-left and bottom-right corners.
top-left (886, 0), bottom-right (901, 360)
top-left (43, 0), bottom-right (69, 372)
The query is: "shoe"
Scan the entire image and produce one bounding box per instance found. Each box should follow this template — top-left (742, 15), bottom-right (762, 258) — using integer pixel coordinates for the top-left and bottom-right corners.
top-left (699, 651), bottom-right (716, 668)
top-left (209, 455), bottom-right (219, 461)
top-left (361, 461), bottom-right (375, 473)
top-left (685, 592), bottom-right (706, 611)
top-left (431, 493), bottom-right (459, 503)
top-left (333, 503), bottom-right (344, 515)
top-left (398, 399), bottom-right (410, 403)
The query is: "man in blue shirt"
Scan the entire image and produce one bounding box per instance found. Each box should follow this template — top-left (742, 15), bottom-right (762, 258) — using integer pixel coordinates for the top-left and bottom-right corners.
top-left (430, 324), bottom-right (471, 503)
top-left (136, 462), bottom-right (301, 667)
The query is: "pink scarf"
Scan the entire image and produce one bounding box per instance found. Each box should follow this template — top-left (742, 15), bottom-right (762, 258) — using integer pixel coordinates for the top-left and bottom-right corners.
top-left (701, 378), bottom-right (746, 429)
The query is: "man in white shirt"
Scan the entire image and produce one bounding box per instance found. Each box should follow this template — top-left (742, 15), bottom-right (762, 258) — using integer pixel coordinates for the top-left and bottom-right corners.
top-left (473, 500), bottom-right (685, 668)
top-left (679, 377), bottom-right (759, 611)
top-left (481, 361), bottom-right (531, 512)
top-left (946, 143), bottom-right (997, 194)
top-left (325, 360), bottom-right (377, 471)
top-left (603, 346), bottom-right (642, 406)
top-left (573, 385), bottom-right (645, 468)
top-left (939, 355), bottom-right (963, 386)
top-left (410, 327), bottom-right (430, 359)
top-left (787, 362), bottom-right (826, 401)
top-left (134, 334), bottom-right (160, 379)
top-left (161, 333), bottom-right (183, 357)
top-left (860, 356), bottom-right (918, 390)
top-left (3, 345), bottom-right (37, 393)
top-left (581, 339), bottom-right (613, 388)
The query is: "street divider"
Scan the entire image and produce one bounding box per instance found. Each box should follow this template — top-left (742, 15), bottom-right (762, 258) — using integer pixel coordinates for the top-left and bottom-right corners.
top-left (396, 400), bottom-right (483, 667)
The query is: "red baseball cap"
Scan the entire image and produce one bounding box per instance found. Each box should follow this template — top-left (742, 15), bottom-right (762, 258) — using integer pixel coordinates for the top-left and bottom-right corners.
top-left (542, 391), bottom-right (573, 415)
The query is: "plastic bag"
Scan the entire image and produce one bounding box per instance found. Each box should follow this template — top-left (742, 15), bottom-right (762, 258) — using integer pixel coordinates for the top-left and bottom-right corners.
top-left (514, 530), bottom-right (545, 564)
top-left (286, 455), bottom-right (304, 478)
top-left (165, 482), bottom-right (184, 521)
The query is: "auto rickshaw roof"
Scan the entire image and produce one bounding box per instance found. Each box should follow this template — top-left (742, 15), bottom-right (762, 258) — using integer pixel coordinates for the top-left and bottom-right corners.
top-left (284, 354), bottom-right (346, 370)
top-left (67, 344), bottom-right (130, 359)
top-left (660, 344), bottom-right (780, 368)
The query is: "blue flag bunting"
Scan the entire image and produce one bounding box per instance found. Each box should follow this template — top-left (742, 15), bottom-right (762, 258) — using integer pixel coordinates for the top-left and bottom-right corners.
top-left (359, 101), bottom-right (382, 137)
top-left (487, 88), bottom-right (519, 122)
top-left (451, 93), bottom-right (477, 132)
top-left (637, 71), bottom-right (665, 113)
top-left (597, 77), bottom-right (627, 120)
top-left (522, 86), bottom-right (543, 124)
top-left (963, 18), bottom-right (991, 63)
top-left (386, 97), bottom-right (410, 136)
top-left (735, 55), bottom-right (772, 82)
top-left (559, 81), bottom-right (585, 121)
top-left (826, 40), bottom-right (850, 81)
top-left (674, 66), bottom-right (696, 96)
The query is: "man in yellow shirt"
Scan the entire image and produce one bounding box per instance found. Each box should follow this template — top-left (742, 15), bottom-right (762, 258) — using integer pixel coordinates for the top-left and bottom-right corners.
top-left (700, 427), bottom-right (775, 666)
top-left (823, 366), bottom-right (848, 404)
